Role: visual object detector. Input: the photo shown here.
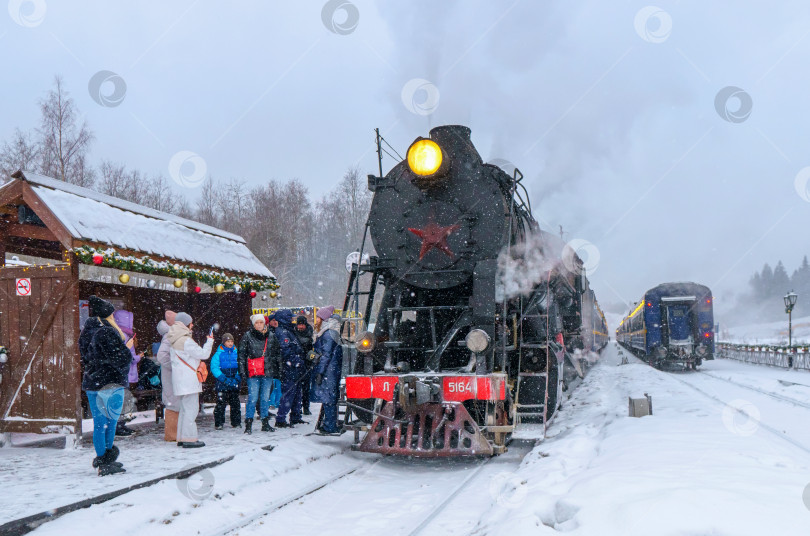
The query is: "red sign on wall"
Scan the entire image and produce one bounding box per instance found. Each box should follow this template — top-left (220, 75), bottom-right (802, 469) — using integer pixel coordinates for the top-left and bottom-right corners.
top-left (15, 278), bottom-right (31, 296)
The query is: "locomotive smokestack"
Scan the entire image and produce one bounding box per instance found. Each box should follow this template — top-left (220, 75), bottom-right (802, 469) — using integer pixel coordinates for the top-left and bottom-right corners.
top-left (429, 125), bottom-right (471, 142)
top-left (428, 125), bottom-right (481, 166)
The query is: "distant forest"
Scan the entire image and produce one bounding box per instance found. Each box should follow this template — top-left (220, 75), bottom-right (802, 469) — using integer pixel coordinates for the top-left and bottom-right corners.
top-left (741, 257), bottom-right (810, 322)
top-left (0, 76), bottom-right (371, 308)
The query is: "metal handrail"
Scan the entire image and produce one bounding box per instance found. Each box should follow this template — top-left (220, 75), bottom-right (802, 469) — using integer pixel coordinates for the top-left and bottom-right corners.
top-left (716, 342), bottom-right (808, 370)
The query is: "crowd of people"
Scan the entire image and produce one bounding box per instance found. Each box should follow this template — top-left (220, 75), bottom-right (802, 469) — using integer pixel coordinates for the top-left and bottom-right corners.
top-left (79, 296), bottom-right (344, 477)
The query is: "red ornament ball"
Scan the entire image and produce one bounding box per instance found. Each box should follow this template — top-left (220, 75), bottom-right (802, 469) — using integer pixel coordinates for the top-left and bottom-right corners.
top-left (250, 290), bottom-right (257, 298)
top-left (92, 254), bottom-right (104, 265)
top-left (194, 286), bottom-right (201, 293)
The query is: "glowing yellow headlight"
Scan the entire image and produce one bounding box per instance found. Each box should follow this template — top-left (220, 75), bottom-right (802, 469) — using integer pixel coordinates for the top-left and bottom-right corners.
top-left (355, 332), bottom-right (376, 353)
top-left (407, 139), bottom-right (443, 176)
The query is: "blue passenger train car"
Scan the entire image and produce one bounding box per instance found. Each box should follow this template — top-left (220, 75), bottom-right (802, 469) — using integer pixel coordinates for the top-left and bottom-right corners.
top-left (616, 282), bottom-right (714, 369)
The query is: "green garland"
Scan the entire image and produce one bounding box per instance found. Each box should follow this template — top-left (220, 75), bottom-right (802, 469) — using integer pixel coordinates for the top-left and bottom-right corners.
top-left (71, 246), bottom-right (279, 292)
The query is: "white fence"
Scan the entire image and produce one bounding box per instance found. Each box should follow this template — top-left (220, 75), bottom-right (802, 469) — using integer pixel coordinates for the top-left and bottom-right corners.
top-left (717, 343), bottom-right (810, 370)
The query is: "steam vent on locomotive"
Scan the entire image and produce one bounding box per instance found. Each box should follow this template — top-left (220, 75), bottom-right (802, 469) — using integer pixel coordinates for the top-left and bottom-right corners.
top-left (341, 125), bottom-right (609, 457)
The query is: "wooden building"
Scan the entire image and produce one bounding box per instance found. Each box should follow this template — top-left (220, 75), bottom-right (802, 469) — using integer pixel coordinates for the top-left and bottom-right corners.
top-left (0, 170), bottom-right (277, 441)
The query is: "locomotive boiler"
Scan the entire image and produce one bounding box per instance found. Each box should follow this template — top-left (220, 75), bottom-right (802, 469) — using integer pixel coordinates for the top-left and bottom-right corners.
top-left (340, 125), bottom-right (607, 456)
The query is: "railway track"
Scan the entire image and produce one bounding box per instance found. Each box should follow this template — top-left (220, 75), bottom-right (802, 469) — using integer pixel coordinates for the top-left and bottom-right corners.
top-left (201, 462), bottom-right (376, 536)
top-left (615, 346), bottom-right (810, 456)
top-left (667, 371), bottom-right (810, 457)
top-left (697, 370), bottom-right (810, 410)
top-left (209, 439), bottom-right (535, 536)
top-left (405, 457), bottom-right (494, 536)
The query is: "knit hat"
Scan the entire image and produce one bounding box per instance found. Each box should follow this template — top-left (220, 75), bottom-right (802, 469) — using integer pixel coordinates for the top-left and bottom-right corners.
top-left (250, 313), bottom-right (265, 325)
top-left (175, 312), bottom-right (193, 326)
top-left (88, 295), bottom-right (115, 318)
top-left (165, 310), bottom-right (177, 326)
top-left (296, 315), bottom-right (308, 326)
top-left (316, 306), bottom-right (335, 321)
top-left (222, 333), bottom-right (234, 342)
top-left (156, 320), bottom-right (170, 336)
top-left (275, 309), bottom-right (293, 325)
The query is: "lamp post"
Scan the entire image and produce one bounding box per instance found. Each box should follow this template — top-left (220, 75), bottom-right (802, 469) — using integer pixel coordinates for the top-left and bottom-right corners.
top-left (784, 291), bottom-right (798, 367)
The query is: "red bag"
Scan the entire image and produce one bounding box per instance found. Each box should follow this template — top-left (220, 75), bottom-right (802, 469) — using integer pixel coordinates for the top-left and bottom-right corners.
top-left (247, 338), bottom-right (268, 377)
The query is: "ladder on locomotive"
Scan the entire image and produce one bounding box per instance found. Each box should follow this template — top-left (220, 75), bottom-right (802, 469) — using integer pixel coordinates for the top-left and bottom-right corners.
top-left (339, 258), bottom-right (380, 433)
top-left (514, 273), bottom-right (554, 431)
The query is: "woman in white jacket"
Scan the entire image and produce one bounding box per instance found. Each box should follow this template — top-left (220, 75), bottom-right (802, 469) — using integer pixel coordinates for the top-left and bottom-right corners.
top-left (169, 312), bottom-right (214, 448)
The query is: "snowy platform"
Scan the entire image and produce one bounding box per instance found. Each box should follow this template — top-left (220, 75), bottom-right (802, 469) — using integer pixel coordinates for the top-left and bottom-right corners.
top-left (0, 403), bottom-right (335, 526)
top-left (4, 348), bottom-right (810, 535)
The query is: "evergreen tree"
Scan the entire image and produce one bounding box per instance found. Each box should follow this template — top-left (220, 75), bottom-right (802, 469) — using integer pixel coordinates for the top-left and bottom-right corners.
top-left (757, 263), bottom-right (773, 301)
top-left (772, 261), bottom-right (790, 296)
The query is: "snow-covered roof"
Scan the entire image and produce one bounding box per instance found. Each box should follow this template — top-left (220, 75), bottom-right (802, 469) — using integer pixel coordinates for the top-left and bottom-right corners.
top-left (15, 171), bottom-right (273, 278)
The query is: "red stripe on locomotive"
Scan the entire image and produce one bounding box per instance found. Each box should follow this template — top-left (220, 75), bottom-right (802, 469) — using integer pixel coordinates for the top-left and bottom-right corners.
top-left (345, 375), bottom-right (506, 402)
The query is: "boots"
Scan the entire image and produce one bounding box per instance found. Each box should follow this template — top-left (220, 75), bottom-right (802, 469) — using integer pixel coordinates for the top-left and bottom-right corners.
top-left (164, 409), bottom-right (179, 442)
top-left (244, 418), bottom-right (253, 435)
top-left (261, 417), bottom-right (275, 432)
top-left (92, 446), bottom-right (123, 468)
top-left (98, 463), bottom-right (126, 476)
top-left (94, 446), bottom-right (125, 476)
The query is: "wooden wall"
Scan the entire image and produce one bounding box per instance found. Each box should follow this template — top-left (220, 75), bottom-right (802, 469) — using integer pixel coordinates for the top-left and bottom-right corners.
top-left (0, 264), bottom-right (80, 433)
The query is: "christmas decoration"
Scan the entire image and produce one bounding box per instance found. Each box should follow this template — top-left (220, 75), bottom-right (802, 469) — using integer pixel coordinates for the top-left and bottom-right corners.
top-left (261, 295), bottom-right (268, 301)
top-left (118, 273), bottom-right (130, 284)
top-left (71, 246), bottom-right (278, 292)
top-left (147, 279), bottom-right (157, 289)
top-left (194, 286), bottom-right (201, 293)
top-left (214, 283), bottom-right (225, 294)
top-left (269, 290), bottom-right (277, 299)
top-left (250, 290), bottom-right (257, 298)
top-left (173, 279), bottom-right (183, 288)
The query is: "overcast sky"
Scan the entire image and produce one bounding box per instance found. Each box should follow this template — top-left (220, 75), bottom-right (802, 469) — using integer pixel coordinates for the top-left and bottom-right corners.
top-left (2, 1), bottom-right (809, 321)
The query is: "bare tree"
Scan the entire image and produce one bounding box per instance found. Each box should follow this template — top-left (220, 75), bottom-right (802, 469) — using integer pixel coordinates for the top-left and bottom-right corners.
top-left (195, 177), bottom-right (218, 227)
top-left (38, 76), bottom-right (95, 187)
top-left (142, 174), bottom-right (179, 213)
top-left (0, 129), bottom-right (40, 182)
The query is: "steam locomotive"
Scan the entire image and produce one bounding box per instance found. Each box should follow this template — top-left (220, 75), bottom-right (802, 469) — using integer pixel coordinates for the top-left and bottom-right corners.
top-left (616, 282), bottom-right (714, 369)
top-left (340, 125), bottom-right (608, 456)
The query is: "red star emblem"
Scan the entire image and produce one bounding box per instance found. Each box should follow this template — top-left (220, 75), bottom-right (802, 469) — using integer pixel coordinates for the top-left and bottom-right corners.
top-left (408, 221), bottom-right (461, 261)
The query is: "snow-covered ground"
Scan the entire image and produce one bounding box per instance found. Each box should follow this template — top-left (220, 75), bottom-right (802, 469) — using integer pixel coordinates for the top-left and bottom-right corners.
top-left (722, 315), bottom-right (810, 345)
top-left (0, 405), bottom-right (329, 524)
top-left (478, 345), bottom-right (810, 535)
top-left (4, 344), bottom-right (810, 535)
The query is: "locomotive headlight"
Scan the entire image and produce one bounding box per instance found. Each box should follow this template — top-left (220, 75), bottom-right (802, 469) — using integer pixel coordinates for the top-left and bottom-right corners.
top-left (465, 329), bottom-right (491, 353)
top-left (355, 332), bottom-right (376, 353)
top-left (407, 139), bottom-right (444, 176)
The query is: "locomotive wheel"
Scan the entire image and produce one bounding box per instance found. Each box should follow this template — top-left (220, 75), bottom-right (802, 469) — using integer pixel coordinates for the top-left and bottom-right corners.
top-left (489, 401), bottom-right (511, 450)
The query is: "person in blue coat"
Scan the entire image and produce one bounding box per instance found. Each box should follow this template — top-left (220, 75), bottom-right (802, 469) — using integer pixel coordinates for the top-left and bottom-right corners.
top-left (211, 333), bottom-right (241, 429)
top-left (312, 306), bottom-right (343, 434)
top-left (273, 309), bottom-right (307, 428)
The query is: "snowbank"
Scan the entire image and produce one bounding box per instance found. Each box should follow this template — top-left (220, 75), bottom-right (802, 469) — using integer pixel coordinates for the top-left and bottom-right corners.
top-left (477, 344), bottom-right (810, 535)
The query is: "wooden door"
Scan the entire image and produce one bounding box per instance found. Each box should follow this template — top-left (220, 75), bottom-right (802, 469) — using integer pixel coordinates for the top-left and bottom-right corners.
top-left (0, 265), bottom-right (80, 434)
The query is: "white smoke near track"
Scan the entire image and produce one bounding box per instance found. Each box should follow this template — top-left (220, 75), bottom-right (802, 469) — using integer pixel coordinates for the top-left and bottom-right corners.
top-left (496, 232), bottom-right (572, 302)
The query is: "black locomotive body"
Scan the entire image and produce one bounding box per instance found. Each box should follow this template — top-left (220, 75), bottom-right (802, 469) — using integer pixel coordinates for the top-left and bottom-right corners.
top-left (342, 125), bottom-right (607, 456)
